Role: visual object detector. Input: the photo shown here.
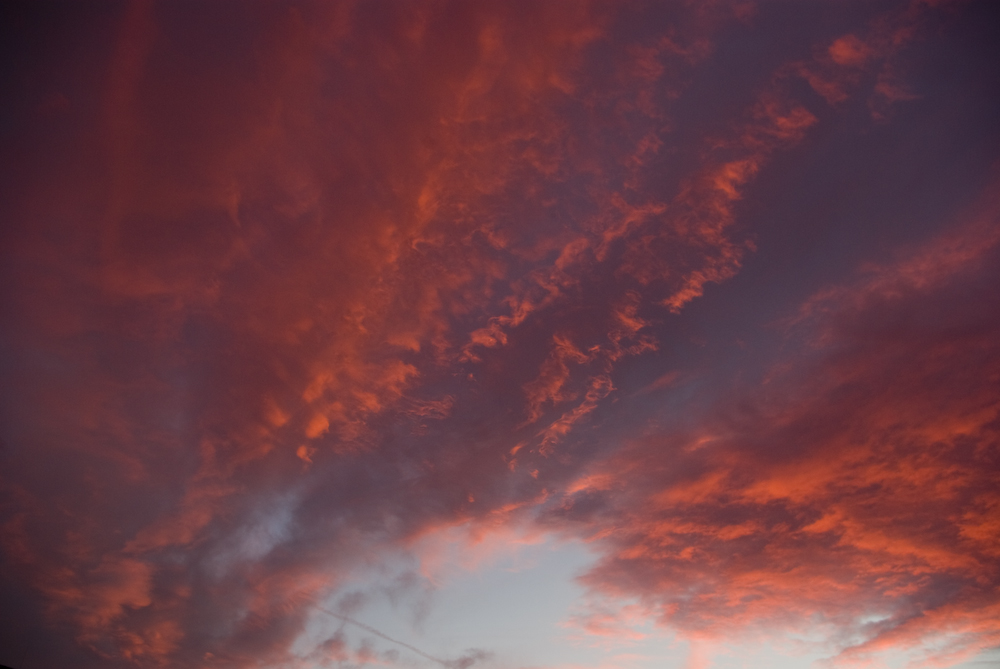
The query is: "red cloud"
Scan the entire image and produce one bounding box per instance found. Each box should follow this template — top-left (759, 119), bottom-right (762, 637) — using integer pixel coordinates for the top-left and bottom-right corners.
top-left (563, 205), bottom-right (1000, 665)
top-left (1, 1), bottom-right (995, 667)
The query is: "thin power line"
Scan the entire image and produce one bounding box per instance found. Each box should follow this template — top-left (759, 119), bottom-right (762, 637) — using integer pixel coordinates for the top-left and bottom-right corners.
top-left (315, 606), bottom-right (451, 668)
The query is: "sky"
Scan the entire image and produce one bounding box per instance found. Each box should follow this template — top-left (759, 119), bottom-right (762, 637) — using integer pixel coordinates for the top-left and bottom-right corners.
top-left (1, 1), bottom-right (999, 668)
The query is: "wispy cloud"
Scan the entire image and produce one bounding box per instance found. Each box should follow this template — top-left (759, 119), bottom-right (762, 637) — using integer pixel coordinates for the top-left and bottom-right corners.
top-left (1, 1), bottom-right (997, 668)
top-left (317, 607), bottom-right (491, 669)
top-left (561, 191), bottom-right (1000, 665)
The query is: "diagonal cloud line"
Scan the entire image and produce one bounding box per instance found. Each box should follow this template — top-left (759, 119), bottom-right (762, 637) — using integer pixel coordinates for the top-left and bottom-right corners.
top-left (316, 606), bottom-right (452, 667)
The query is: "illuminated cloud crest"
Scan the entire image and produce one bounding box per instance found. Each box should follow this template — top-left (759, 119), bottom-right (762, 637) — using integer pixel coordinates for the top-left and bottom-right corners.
top-left (1, 1), bottom-right (998, 667)
top-left (559, 210), bottom-right (1000, 666)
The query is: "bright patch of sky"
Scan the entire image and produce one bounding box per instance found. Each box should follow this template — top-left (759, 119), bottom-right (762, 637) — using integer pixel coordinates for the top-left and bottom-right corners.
top-left (291, 528), bottom-right (999, 669)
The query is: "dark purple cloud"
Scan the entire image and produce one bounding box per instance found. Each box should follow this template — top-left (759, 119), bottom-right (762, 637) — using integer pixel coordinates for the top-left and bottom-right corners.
top-left (1, 1), bottom-right (998, 667)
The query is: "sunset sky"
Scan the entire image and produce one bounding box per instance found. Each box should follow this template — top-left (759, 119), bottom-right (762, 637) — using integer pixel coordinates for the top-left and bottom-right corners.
top-left (2, 1), bottom-right (1000, 668)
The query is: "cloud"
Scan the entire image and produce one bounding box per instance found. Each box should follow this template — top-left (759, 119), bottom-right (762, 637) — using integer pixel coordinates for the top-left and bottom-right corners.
top-left (1, 1), bottom-right (996, 668)
top-left (316, 607), bottom-right (491, 669)
top-left (560, 194), bottom-right (1000, 665)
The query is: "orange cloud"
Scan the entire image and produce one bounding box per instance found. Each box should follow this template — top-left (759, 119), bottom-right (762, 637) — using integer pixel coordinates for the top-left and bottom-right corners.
top-left (564, 205), bottom-right (1000, 664)
top-left (1, 1), bottom-right (994, 667)
top-left (829, 35), bottom-right (873, 66)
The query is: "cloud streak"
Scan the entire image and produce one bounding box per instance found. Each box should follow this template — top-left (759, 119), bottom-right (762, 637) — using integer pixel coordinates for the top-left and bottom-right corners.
top-left (1, 1), bottom-right (998, 667)
top-left (558, 192), bottom-right (1000, 666)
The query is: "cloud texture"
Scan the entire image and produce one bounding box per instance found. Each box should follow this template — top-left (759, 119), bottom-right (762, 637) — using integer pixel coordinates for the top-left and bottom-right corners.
top-left (559, 209), bottom-right (1000, 667)
top-left (1, 1), bottom-right (998, 667)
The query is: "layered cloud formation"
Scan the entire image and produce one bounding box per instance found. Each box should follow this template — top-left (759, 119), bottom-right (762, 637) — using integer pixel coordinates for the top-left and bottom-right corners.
top-left (561, 210), bottom-right (1000, 667)
top-left (1, 1), bottom-right (998, 668)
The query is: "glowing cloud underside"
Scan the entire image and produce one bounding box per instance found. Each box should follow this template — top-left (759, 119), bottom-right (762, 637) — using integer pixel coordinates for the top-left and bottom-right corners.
top-left (1, 1), bottom-right (998, 668)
